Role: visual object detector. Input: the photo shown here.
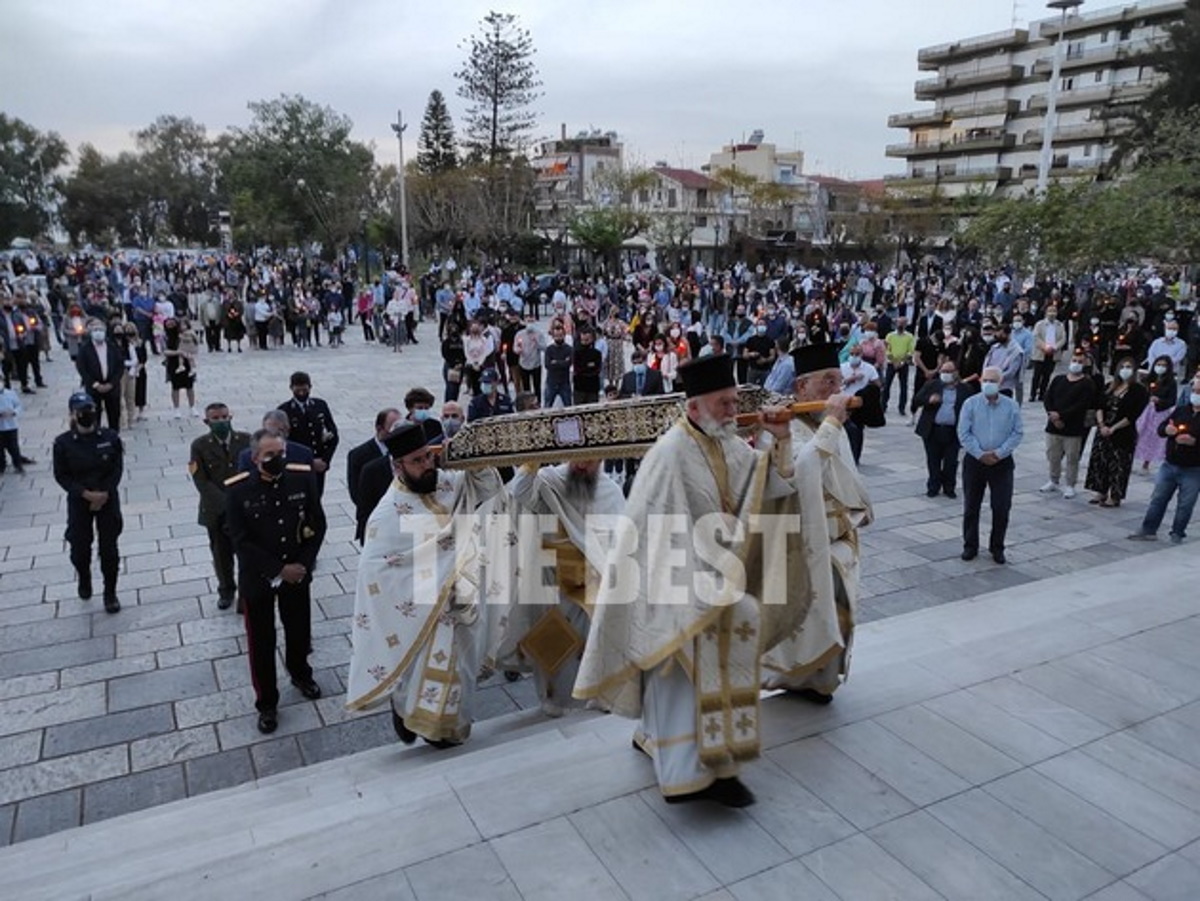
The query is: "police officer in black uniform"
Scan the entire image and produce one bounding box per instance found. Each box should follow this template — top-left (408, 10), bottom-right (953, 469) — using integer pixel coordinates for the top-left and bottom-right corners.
top-left (225, 429), bottom-right (326, 734)
top-left (53, 391), bottom-right (124, 613)
top-left (278, 371), bottom-right (339, 496)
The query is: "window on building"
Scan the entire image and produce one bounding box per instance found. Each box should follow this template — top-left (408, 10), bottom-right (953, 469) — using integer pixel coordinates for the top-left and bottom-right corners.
top-left (694, 215), bottom-right (708, 228)
top-left (1094, 69), bottom-right (1104, 83)
top-left (1083, 143), bottom-right (1093, 157)
top-left (668, 188), bottom-right (678, 208)
top-left (1067, 40), bottom-right (1084, 59)
top-left (637, 189), bottom-right (649, 204)
top-left (1118, 25), bottom-right (1132, 40)
top-left (1053, 153), bottom-right (1069, 169)
top-left (1061, 76), bottom-right (1075, 91)
top-left (1100, 30), bottom-right (1109, 43)
top-left (696, 188), bottom-right (708, 206)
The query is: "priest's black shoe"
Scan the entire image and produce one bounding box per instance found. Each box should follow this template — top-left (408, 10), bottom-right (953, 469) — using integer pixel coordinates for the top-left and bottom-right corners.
top-left (665, 777), bottom-right (756, 808)
top-left (291, 677), bottom-right (322, 700)
top-left (423, 737), bottom-right (463, 750)
top-left (257, 709), bottom-right (278, 734)
top-left (103, 591), bottom-right (120, 614)
top-left (789, 687), bottom-right (834, 705)
top-left (217, 590), bottom-right (235, 610)
top-left (392, 711), bottom-right (416, 744)
top-left (992, 549), bottom-right (1007, 564)
top-left (961, 548), bottom-right (978, 561)
top-left (78, 571), bottom-right (92, 600)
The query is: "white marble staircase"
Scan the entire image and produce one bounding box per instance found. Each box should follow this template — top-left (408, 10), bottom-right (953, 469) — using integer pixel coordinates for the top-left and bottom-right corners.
top-left (2, 545), bottom-right (1199, 901)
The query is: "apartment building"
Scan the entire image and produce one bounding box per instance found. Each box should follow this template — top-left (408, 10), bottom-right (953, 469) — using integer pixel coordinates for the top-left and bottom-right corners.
top-left (886, 0), bottom-right (1185, 199)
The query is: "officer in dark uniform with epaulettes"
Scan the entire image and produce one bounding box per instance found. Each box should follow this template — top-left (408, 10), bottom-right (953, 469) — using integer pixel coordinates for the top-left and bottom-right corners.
top-left (225, 428), bottom-right (326, 734)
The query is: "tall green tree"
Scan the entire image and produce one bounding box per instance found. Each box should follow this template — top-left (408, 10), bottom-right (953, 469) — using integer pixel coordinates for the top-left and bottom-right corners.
top-left (455, 11), bottom-right (542, 166)
top-left (1149, 0), bottom-right (1200, 113)
top-left (0, 113), bottom-right (69, 244)
top-left (134, 115), bottom-right (218, 245)
top-left (416, 90), bottom-right (458, 175)
top-left (60, 144), bottom-right (157, 248)
top-left (217, 94), bottom-right (376, 252)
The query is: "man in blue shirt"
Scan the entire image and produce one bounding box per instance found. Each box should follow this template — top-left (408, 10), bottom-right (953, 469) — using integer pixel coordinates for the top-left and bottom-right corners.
top-left (957, 367), bottom-right (1024, 563)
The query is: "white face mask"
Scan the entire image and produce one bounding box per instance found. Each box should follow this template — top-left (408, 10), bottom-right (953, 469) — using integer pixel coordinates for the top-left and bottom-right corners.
top-left (91, 329), bottom-right (106, 343)
top-left (1166, 329), bottom-right (1178, 338)
top-left (939, 372), bottom-right (955, 384)
top-left (1068, 362), bottom-right (1084, 375)
top-left (1154, 365), bottom-right (1168, 376)
top-left (1119, 367), bottom-right (1135, 381)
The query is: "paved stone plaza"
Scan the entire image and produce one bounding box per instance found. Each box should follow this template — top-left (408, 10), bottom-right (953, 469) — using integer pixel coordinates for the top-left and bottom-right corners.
top-left (0, 322), bottom-right (1180, 847)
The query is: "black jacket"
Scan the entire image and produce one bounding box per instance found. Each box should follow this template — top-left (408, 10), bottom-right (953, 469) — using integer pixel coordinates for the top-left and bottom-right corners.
top-left (617, 368), bottom-right (665, 398)
top-left (278, 396), bottom-right (340, 463)
top-left (354, 454), bottom-right (394, 544)
top-left (225, 467), bottom-right (326, 589)
top-left (912, 378), bottom-right (977, 439)
top-left (76, 340), bottom-right (124, 392)
top-left (346, 436), bottom-right (387, 506)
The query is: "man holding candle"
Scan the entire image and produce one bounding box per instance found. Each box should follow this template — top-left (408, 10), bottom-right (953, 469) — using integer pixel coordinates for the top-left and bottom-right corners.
top-left (1128, 374), bottom-right (1200, 544)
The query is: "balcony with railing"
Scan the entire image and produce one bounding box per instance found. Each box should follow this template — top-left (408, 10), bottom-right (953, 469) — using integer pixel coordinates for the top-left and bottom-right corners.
top-left (886, 130), bottom-right (1016, 157)
top-left (1030, 37), bottom-right (1164, 75)
top-left (1020, 121), bottom-right (1108, 145)
top-left (917, 27), bottom-right (1029, 70)
top-left (1028, 74), bottom-right (1165, 110)
top-left (885, 164), bottom-right (1014, 185)
top-left (1039, 0), bottom-right (1185, 39)
top-left (888, 108), bottom-right (951, 128)
top-left (915, 64), bottom-right (1025, 98)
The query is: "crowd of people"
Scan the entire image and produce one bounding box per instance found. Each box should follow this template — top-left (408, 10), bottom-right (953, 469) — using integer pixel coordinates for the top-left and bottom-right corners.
top-left (5, 243), bottom-right (1200, 809)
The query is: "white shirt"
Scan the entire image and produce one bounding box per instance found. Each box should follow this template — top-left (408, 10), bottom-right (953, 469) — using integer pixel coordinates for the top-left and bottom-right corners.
top-left (94, 341), bottom-right (108, 380)
top-left (840, 359), bottom-right (879, 396)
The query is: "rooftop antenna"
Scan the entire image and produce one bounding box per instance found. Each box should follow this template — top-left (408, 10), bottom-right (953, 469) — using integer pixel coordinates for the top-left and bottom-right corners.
top-left (1011, 0), bottom-right (1022, 27)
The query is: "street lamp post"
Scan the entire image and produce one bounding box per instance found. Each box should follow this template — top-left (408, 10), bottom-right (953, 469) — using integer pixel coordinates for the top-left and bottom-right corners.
top-left (390, 110), bottom-right (410, 271)
top-left (1037, 0), bottom-right (1085, 197)
top-left (360, 210), bottom-right (370, 286)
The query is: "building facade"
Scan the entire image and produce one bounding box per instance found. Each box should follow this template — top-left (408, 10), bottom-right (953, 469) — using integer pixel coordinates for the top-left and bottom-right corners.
top-left (886, 0), bottom-right (1184, 200)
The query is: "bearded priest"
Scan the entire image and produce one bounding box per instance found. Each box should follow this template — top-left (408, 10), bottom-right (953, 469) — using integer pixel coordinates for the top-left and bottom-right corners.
top-left (345, 420), bottom-right (502, 748)
top-left (574, 353), bottom-right (813, 807)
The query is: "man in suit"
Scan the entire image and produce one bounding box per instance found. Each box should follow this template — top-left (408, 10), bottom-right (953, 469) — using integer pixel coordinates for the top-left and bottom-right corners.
top-left (912, 360), bottom-right (976, 499)
top-left (617, 349), bottom-right (666, 398)
top-left (347, 407), bottom-right (402, 507)
top-left (189, 402), bottom-right (252, 611)
top-left (76, 320), bottom-right (124, 431)
top-left (354, 418), bottom-right (443, 544)
top-left (236, 410), bottom-right (315, 471)
top-left (1030, 306), bottom-right (1065, 402)
top-left (278, 371), bottom-right (339, 494)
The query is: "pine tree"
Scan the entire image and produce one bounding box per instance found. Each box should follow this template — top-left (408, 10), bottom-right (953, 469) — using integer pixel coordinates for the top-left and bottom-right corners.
top-left (416, 90), bottom-right (459, 175)
top-left (454, 11), bottom-right (543, 167)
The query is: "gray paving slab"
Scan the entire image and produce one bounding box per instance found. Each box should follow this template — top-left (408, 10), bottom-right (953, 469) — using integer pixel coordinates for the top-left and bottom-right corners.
top-left (108, 660), bottom-right (218, 712)
top-left (0, 805), bottom-right (11, 848)
top-left (81, 766), bottom-right (187, 826)
top-left (184, 748), bottom-right (255, 796)
top-left (12, 790), bottom-right (81, 844)
top-left (42, 703), bottom-right (175, 758)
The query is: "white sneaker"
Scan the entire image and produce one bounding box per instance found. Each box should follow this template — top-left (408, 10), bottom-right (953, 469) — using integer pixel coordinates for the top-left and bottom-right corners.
top-left (191, 407), bottom-right (201, 417)
top-left (1062, 486), bottom-right (1076, 499)
top-left (172, 409), bottom-right (182, 420)
top-left (1038, 481), bottom-right (1059, 493)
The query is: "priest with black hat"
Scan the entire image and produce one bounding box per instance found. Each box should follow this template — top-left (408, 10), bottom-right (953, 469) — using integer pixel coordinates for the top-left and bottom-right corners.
top-left (760, 342), bottom-right (874, 705)
top-left (575, 354), bottom-right (814, 808)
top-left (345, 419), bottom-right (502, 749)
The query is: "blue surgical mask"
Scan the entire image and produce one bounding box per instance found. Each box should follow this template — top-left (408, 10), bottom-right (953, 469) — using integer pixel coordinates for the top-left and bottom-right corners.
top-left (1191, 393), bottom-right (1200, 406)
top-left (481, 382), bottom-right (495, 393)
top-left (981, 382), bottom-right (1000, 397)
top-left (412, 409), bottom-right (429, 422)
top-left (633, 363), bottom-right (647, 374)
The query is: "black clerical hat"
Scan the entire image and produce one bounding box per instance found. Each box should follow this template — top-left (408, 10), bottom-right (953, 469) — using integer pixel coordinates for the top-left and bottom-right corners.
top-left (790, 342), bottom-right (841, 375)
top-left (678, 353), bottom-right (737, 398)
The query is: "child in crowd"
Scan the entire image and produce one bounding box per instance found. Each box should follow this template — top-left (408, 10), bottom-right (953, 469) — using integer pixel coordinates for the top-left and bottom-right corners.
top-left (0, 384), bottom-right (25, 474)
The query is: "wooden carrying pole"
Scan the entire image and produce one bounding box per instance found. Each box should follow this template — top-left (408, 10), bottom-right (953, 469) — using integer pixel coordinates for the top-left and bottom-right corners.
top-left (734, 397), bottom-right (861, 427)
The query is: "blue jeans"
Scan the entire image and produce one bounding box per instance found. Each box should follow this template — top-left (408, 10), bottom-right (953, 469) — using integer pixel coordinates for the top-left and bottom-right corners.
top-left (1140, 461), bottom-right (1200, 539)
top-left (545, 378), bottom-right (572, 409)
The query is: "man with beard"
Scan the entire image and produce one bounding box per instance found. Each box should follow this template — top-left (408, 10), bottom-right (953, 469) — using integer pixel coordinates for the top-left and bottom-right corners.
top-left (760, 344), bottom-right (873, 704)
top-left (488, 458), bottom-right (625, 716)
top-left (345, 421), bottom-right (502, 747)
top-left (575, 354), bottom-right (811, 807)
top-left (54, 392), bottom-right (125, 613)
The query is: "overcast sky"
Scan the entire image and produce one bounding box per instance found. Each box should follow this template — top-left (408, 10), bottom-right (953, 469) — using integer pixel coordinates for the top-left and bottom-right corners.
top-left (2, 0), bottom-right (1040, 179)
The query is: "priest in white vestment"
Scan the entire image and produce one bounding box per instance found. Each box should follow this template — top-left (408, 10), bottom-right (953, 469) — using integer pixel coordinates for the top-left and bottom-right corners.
top-left (762, 342), bottom-right (874, 702)
top-left (488, 460), bottom-right (626, 716)
top-left (574, 354), bottom-right (812, 807)
top-left (345, 421), bottom-right (502, 747)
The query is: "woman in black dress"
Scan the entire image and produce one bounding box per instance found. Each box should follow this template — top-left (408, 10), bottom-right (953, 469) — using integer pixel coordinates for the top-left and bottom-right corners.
top-left (1085, 355), bottom-right (1150, 507)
